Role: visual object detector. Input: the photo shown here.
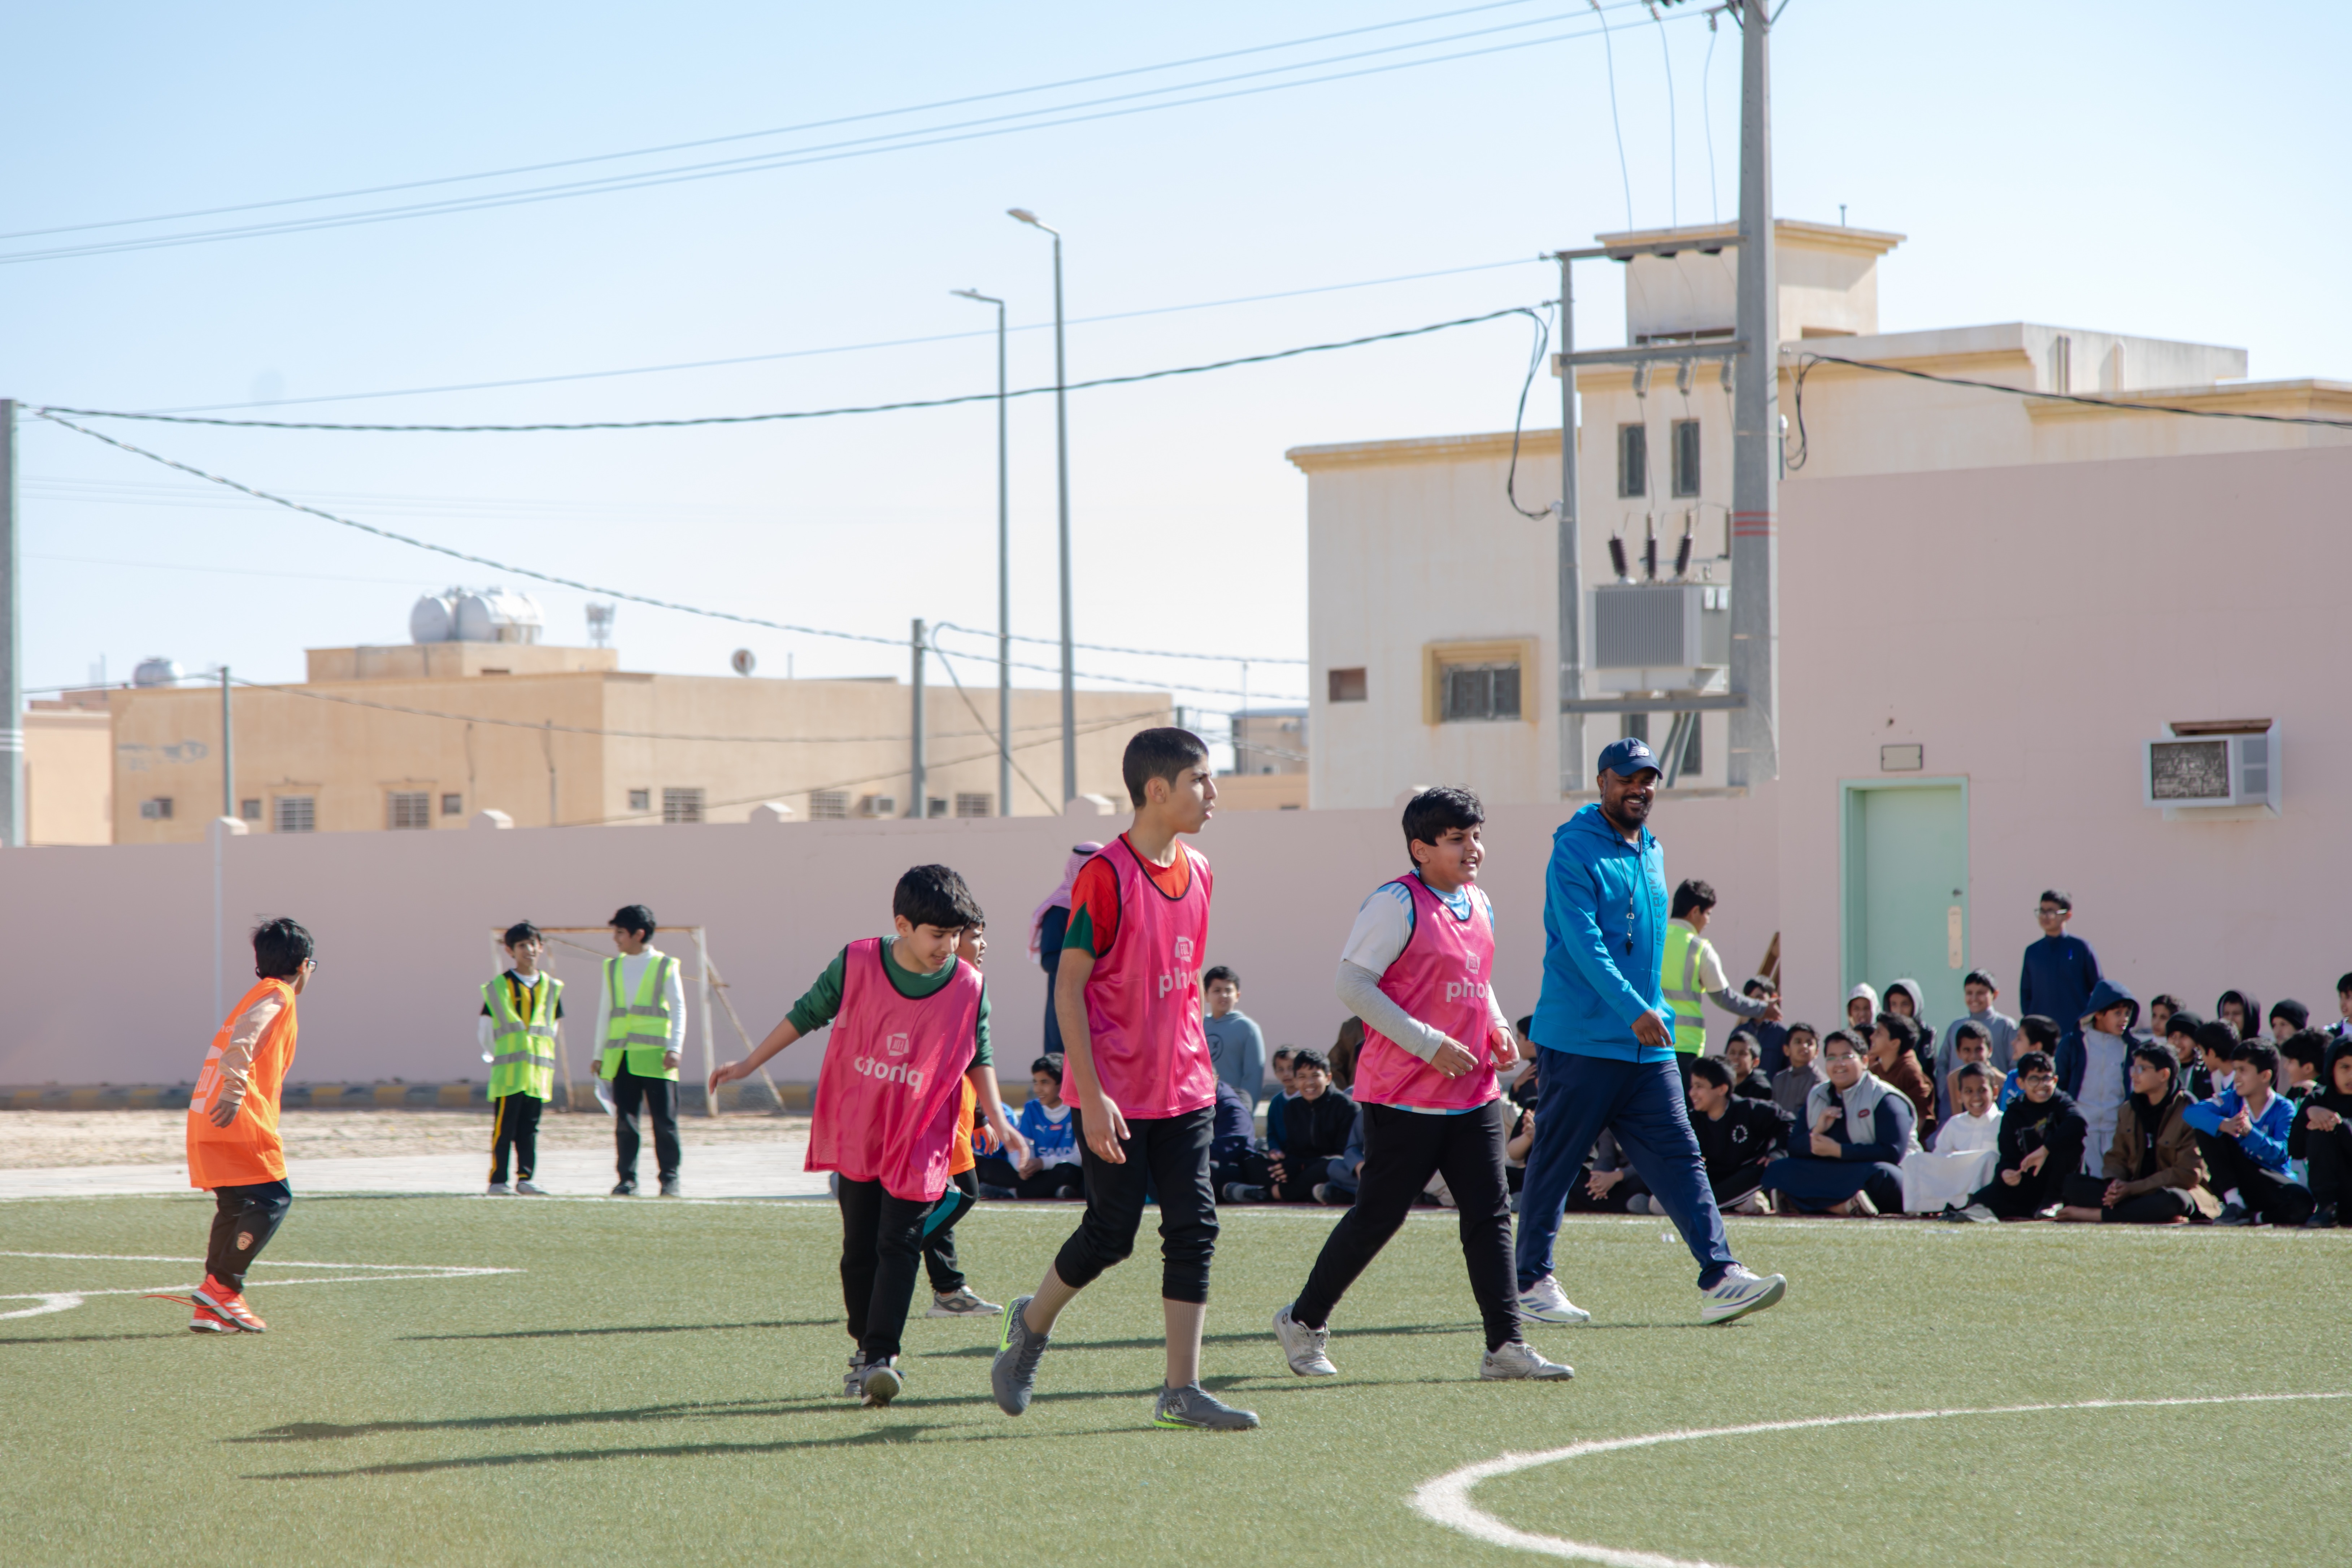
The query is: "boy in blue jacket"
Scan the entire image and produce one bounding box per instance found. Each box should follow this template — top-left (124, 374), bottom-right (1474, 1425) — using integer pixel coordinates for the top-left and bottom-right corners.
top-left (2186, 1042), bottom-right (2313, 1226)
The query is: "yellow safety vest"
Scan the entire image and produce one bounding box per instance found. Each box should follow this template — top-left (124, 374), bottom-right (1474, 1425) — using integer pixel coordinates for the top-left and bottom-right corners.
top-left (483, 972), bottom-right (563, 1101)
top-left (600, 952), bottom-right (679, 1081)
top-left (1662, 921), bottom-right (1710, 1056)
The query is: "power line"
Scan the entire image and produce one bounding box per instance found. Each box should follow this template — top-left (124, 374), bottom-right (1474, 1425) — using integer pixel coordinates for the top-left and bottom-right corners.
top-left (35, 305), bottom-right (1543, 432)
top-left (147, 257), bottom-right (1544, 414)
top-left (2, 3), bottom-right (1564, 246)
top-left (1592, 1), bottom-right (1635, 230)
top-left (1, 6), bottom-right (1692, 266)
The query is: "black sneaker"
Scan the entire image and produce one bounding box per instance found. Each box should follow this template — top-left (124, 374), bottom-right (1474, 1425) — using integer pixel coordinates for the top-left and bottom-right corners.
top-left (610, 1181), bottom-right (636, 1196)
top-left (658, 1176), bottom-right (682, 1198)
top-left (860, 1356), bottom-right (904, 1408)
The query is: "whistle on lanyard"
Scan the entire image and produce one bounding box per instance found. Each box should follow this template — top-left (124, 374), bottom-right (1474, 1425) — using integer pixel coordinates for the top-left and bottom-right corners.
top-left (1625, 892), bottom-right (1636, 956)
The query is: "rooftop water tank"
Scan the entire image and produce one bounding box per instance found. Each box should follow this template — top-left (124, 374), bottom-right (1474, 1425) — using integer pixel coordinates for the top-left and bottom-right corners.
top-left (454, 588), bottom-right (544, 644)
top-left (132, 656), bottom-right (184, 687)
top-left (410, 591), bottom-right (458, 644)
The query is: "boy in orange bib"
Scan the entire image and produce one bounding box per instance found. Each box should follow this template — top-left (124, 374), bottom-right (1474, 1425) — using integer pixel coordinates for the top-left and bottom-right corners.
top-left (183, 918), bottom-right (315, 1334)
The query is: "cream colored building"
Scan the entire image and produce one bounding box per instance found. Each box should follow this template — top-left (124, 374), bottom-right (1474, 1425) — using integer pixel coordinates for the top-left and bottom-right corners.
top-left (109, 638), bottom-right (1171, 843)
top-left (25, 696), bottom-right (112, 845)
top-left (1291, 218), bottom-right (2352, 811)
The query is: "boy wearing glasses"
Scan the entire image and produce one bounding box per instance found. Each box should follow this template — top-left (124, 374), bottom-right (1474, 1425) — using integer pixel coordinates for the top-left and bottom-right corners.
top-left (1948, 1050), bottom-right (2086, 1222)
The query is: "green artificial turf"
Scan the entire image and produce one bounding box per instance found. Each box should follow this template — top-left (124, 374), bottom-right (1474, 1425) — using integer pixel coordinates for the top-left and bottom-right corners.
top-left (2, 1194), bottom-right (2345, 1567)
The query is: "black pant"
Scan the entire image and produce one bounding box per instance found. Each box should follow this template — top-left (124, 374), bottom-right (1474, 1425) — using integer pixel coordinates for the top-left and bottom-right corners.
top-left (2060, 1173), bottom-right (2195, 1224)
top-left (489, 1093), bottom-right (544, 1183)
top-left (2307, 1130), bottom-right (2348, 1216)
top-left (1564, 1165), bottom-right (1647, 1212)
top-left (612, 1064), bottom-right (681, 1183)
top-left (836, 1175), bottom-right (939, 1361)
top-left (1969, 1160), bottom-right (2070, 1218)
top-left (922, 1170), bottom-right (978, 1294)
top-left (976, 1152), bottom-right (1082, 1199)
top-left (1052, 1106), bottom-right (1218, 1304)
top-left (1293, 1100), bottom-right (1518, 1352)
top-left (1709, 1164), bottom-right (1770, 1212)
top-left (2197, 1133), bottom-right (2316, 1226)
top-left (205, 1180), bottom-right (292, 1292)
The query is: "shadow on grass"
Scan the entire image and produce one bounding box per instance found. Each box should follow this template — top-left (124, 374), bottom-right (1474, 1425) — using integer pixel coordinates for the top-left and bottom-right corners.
top-left (927, 1321), bottom-right (1479, 1359)
top-left (399, 1319), bottom-right (835, 1342)
top-left (0, 1331), bottom-right (166, 1346)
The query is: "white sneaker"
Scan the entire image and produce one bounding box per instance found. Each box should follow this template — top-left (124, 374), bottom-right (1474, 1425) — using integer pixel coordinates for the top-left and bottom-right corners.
top-left (1515, 1274), bottom-right (1592, 1326)
top-left (1272, 1304), bottom-right (1338, 1377)
top-left (927, 1287), bottom-right (1001, 1318)
top-left (1479, 1339), bottom-right (1574, 1381)
top-left (514, 1180), bottom-right (548, 1196)
top-left (485, 1181), bottom-right (512, 1195)
top-left (1699, 1264), bottom-right (1787, 1325)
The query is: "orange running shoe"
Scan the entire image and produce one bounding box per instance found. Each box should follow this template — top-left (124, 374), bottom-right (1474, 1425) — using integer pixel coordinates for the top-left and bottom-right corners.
top-left (192, 1276), bottom-right (268, 1333)
top-left (190, 1302), bottom-right (234, 1333)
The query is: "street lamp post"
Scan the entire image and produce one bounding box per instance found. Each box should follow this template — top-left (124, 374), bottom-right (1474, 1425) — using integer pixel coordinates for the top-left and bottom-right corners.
top-left (951, 286), bottom-right (1013, 816)
top-left (1008, 208), bottom-right (1076, 807)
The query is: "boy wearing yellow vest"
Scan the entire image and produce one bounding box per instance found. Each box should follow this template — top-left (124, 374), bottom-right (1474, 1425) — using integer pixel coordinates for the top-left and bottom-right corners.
top-left (182, 917), bottom-right (315, 1333)
top-left (482, 920), bottom-right (564, 1195)
top-left (598, 903), bottom-right (684, 1196)
top-left (1661, 879), bottom-right (1777, 1094)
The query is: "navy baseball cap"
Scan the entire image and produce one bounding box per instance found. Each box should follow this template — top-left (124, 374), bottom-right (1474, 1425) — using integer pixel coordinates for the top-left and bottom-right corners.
top-left (1596, 737), bottom-right (1660, 778)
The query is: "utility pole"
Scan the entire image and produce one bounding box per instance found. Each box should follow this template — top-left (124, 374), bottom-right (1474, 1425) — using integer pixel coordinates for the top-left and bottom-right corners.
top-left (1727, 0), bottom-right (1780, 787)
top-left (1555, 258), bottom-right (1585, 792)
top-left (1010, 209), bottom-right (1077, 805)
top-left (908, 617), bottom-right (927, 818)
top-left (952, 288), bottom-right (1014, 814)
top-left (220, 668), bottom-right (234, 820)
top-left (0, 399), bottom-right (20, 848)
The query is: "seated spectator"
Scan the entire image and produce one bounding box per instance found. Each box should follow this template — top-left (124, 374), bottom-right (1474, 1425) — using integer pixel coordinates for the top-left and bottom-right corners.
top-left (1207, 1077), bottom-right (1258, 1198)
top-left (2214, 989), bottom-right (2261, 1043)
top-left (1943, 1024), bottom-right (1996, 1121)
top-left (1844, 983), bottom-right (1879, 1041)
top-left (2334, 975), bottom-right (2352, 1041)
top-left (1761, 1030), bottom-right (1918, 1216)
top-left (2065, 980), bottom-right (2146, 1175)
top-left (2056, 1045), bottom-right (2207, 1225)
top-left (980, 1054), bottom-right (1083, 1200)
top-left (2146, 993), bottom-right (2180, 1040)
top-left (1881, 980), bottom-right (1939, 1084)
top-left (1999, 1015), bottom-right (2063, 1108)
top-left (2161, 1010), bottom-right (2204, 1085)
top-left (2268, 998), bottom-right (2309, 1044)
top-left (1868, 1012), bottom-right (1938, 1144)
top-left (1504, 1098), bottom-right (1535, 1195)
top-left (1264, 1047), bottom-right (1298, 1151)
top-left (1201, 965), bottom-right (1267, 1113)
top-left (1327, 1017), bottom-right (1364, 1093)
top-left (2288, 1039), bottom-right (2352, 1227)
top-left (1322, 1101), bottom-right (1367, 1206)
top-left (2190, 1022), bottom-right (2239, 1102)
top-left (1901, 1063), bottom-right (2003, 1213)
top-left (1224, 1047), bottom-right (1352, 1203)
top-left (2278, 1029), bottom-right (2327, 1102)
top-left (1741, 977), bottom-right (1791, 1076)
top-left (1681, 1056), bottom-right (1792, 1215)
top-left (1771, 1023), bottom-right (1825, 1119)
top-left (1950, 1052), bottom-right (2085, 1221)
top-left (1564, 1129), bottom-right (1648, 1213)
top-left (1508, 1030), bottom-right (1540, 1112)
top-left (1936, 970), bottom-right (2019, 1121)
top-left (1722, 1030), bottom-right (1774, 1102)
top-left (2185, 1042), bottom-right (2314, 1226)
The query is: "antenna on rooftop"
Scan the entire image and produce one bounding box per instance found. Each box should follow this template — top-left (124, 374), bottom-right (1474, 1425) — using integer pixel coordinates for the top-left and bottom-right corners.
top-left (585, 603), bottom-right (614, 648)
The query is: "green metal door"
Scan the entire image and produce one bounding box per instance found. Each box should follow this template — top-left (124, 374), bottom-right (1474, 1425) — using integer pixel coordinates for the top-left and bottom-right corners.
top-left (1842, 783), bottom-right (1969, 1029)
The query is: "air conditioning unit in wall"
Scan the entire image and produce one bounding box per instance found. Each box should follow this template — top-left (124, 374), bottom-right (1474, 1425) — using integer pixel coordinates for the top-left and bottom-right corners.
top-left (856, 794), bottom-right (899, 818)
top-left (2143, 722), bottom-right (2277, 814)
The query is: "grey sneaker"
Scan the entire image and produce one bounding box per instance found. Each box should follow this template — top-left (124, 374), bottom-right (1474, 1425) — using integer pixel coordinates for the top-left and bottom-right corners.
top-left (514, 1180), bottom-right (548, 1195)
top-left (1152, 1382), bottom-right (1260, 1430)
top-left (1221, 1182), bottom-right (1268, 1203)
top-left (1480, 1339), bottom-right (1575, 1381)
top-left (990, 1295), bottom-right (1052, 1416)
top-left (860, 1356), bottom-right (903, 1408)
top-left (658, 1176), bottom-right (682, 1198)
top-left (928, 1286), bottom-right (1001, 1318)
top-left (485, 1181), bottom-right (512, 1195)
top-left (1272, 1304), bottom-right (1337, 1377)
top-left (842, 1348), bottom-right (867, 1398)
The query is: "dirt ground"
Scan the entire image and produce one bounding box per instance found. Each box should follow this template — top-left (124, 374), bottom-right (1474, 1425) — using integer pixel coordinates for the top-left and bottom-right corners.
top-left (0, 1109), bottom-right (811, 1169)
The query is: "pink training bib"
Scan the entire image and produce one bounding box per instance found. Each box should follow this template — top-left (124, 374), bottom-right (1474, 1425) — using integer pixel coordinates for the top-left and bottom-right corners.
top-left (1351, 874), bottom-right (1503, 1112)
top-left (804, 938), bottom-right (984, 1202)
top-left (1082, 837), bottom-right (1217, 1120)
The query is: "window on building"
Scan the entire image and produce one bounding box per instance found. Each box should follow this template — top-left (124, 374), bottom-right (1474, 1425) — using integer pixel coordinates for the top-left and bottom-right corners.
top-left (1671, 419), bottom-right (1701, 497)
top-left (627, 788), bottom-right (651, 813)
top-left (1438, 660), bottom-right (1521, 723)
top-left (275, 796), bottom-right (316, 834)
top-left (662, 788), bottom-right (705, 824)
top-left (440, 792), bottom-right (464, 816)
top-left (1617, 423), bottom-right (1648, 498)
top-left (954, 792), bottom-right (992, 818)
top-left (1622, 713), bottom-right (1649, 743)
top-left (239, 798), bottom-right (261, 821)
top-left (140, 796), bottom-right (174, 821)
top-left (1327, 667), bottom-right (1368, 703)
top-left (925, 797), bottom-right (948, 820)
top-left (387, 791), bottom-right (431, 830)
top-left (810, 790), bottom-right (849, 820)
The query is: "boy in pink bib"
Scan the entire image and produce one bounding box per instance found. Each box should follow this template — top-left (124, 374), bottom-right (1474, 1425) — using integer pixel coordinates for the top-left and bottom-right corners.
top-left (711, 864), bottom-right (1025, 1408)
top-left (990, 728), bottom-right (1259, 1432)
top-left (1271, 787), bottom-right (1572, 1384)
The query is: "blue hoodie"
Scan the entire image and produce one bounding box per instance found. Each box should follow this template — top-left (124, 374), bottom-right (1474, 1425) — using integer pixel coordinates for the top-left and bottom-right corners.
top-left (1533, 803), bottom-right (1673, 1063)
top-left (2057, 977), bottom-right (2143, 1102)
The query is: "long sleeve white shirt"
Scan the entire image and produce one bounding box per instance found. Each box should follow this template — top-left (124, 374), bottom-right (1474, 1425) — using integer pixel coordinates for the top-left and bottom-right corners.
top-left (1333, 879), bottom-right (1510, 1062)
top-left (592, 948), bottom-right (687, 1055)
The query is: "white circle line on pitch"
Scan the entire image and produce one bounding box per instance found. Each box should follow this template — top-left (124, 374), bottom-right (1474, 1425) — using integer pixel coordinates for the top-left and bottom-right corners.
top-left (1409, 1391), bottom-right (2352, 1568)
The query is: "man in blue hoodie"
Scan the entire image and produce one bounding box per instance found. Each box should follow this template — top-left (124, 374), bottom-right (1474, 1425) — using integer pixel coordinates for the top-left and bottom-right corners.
top-left (1513, 738), bottom-right (1788, 1329)
top-left (2019, 891), bottom-right (2100, 1059)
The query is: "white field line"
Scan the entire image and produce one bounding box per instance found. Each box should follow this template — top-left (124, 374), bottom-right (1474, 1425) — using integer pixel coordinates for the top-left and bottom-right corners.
top-left (0, 1250), bottom-right (518, 1319)
top-left (1409, 1391), bottom-right (2352, 1568)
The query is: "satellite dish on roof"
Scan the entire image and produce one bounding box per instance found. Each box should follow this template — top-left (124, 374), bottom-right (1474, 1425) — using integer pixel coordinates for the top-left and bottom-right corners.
top-left (730, 649), bottom-right (757, 677)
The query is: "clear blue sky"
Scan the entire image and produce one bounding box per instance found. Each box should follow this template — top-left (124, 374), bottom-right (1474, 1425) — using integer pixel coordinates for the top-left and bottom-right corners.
top-left (6, 1), bottom-right (2343, 718)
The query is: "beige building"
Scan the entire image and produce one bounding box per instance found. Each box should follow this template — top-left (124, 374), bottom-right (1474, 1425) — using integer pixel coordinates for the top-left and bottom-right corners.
top-left (109, 638), bottom-right (1173, 843)
top-left (25, 695), bottom-right (112, 845)
top-left (1291, 217), bottom-right (2352, 811)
